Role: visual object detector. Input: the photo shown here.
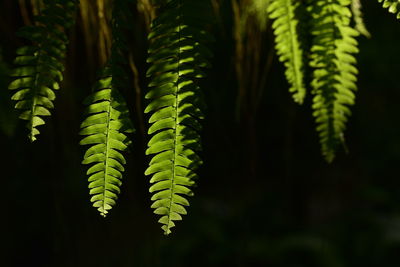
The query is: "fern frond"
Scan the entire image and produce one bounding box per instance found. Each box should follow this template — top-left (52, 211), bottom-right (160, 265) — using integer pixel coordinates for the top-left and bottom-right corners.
top-left (378, 0), bottom-right (400, 19)
top-left (80, 0), bottom-right (135, 216)
top-left (145, 0), bottom-right (212, 235)
top-left (308, 0), bottom-right (359, 162)
top-left (8, 0), bottom-right (76, 141)
top-left (80, 68), bottom-right (134, 217)
top-left (351, 0), bottom-right (371, 37)
top-left (268, 0), bottom-right (306, 104)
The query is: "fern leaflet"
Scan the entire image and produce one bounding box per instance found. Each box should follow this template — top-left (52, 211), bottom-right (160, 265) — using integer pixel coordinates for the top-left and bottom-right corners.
top-left (378, 0), bottom-right (400, 19)
top-left (145, 0), bottom-right (213, 234)
top-left (8, 0), bottom-right (76, 141)
top-left (308, 0), bottom-right (359, 162)
top-left (268, 0), bottom-right (306, 104)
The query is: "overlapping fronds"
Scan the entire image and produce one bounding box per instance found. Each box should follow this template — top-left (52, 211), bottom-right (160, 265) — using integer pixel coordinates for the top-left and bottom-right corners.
top-left (145, 0), bottom-right (213, 235)
top-left (308, 0), bottom-right (359, 163)
top-left (80, 0), bottom-right (134, 216)
top-left (80, 69), bottom-right (134, 217)
top-left (378, 0), bottom-right (400, 19)
top-left (268, 0), bottom-right (306, 104)
top-left (8, 0), bottom-right (76, 141)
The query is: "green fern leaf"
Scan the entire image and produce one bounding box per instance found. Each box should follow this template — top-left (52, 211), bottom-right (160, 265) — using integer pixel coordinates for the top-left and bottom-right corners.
top-left (8, 0), bottom-right (77, 141)
top-left (308, 0), bottom-right (359, 162)
top-left (378, 0), bottom-right (400, 19)
top-left (80, 68), bottom-right (134, 217)
top-left (145, 0), bottom-right (212, 235)
top-left (268, 0), bottom-right (306, 104)
top-left (80, 0), bottom-right (135, 216)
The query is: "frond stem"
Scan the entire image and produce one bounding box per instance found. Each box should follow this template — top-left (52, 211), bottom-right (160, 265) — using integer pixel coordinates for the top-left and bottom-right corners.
top-left (167, 0), bottom-right (183, 234)
top-left (102, 93), bottom-right (113, 217)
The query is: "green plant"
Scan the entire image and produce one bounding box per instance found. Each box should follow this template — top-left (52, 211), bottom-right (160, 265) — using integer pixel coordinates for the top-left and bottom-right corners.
top-left (8, 0), bottom-right (76, 142)
top-left (308, 0), bottom-right (359, 163)
top-left (3, 0), bottom-right (399, 235)
top-left (268, 0), bottom-right (306, 104)
top-left (79, 0), bottom-right (134, 217)
top-left (144, 0), bottom-right (212, 234)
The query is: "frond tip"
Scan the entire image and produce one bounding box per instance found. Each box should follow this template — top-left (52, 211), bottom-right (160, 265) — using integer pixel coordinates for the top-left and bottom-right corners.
top-left (268, 0), bottom-right (306, 104)
top-left (351, 0), bottom-right (371, 38)
top-left (80, 69), bottom-right (134, 217)
top-left (309, 0), bottom-right (359, 162)
top-left (145, 0), bottom-right (212, 235)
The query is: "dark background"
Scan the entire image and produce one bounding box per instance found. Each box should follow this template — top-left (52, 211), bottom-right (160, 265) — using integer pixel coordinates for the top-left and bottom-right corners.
top-left (1, 1), bottom-right (400, 266)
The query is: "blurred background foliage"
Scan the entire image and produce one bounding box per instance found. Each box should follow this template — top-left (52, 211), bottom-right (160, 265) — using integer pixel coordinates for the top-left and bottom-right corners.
top-left (1, 0), bottom-right (400, 266)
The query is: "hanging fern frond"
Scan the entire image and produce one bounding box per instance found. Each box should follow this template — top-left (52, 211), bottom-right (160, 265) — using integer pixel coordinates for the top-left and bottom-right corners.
top-left (8, 0), bottom-right (77, 141)
top-left (145, 0), bottom-right (213, 235)
top-left (80, 68), bottom-right (134, 217)
top-left (80, 0), bottom-right (135, 216)
top-left (308, 0), bottom-right (359, 163)
top-left (351, 0), bottom-right (371, 37)
top-left (378, 0), bottom-right (400, 19)
top-left (268, 0), bottom-right (306, 104)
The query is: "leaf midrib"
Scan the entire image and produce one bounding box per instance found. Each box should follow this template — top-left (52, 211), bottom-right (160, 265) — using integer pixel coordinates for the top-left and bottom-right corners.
top-left (166, 0), bottom-right (183, 235)
top-left (101, 91), bottom-right (113, 217)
